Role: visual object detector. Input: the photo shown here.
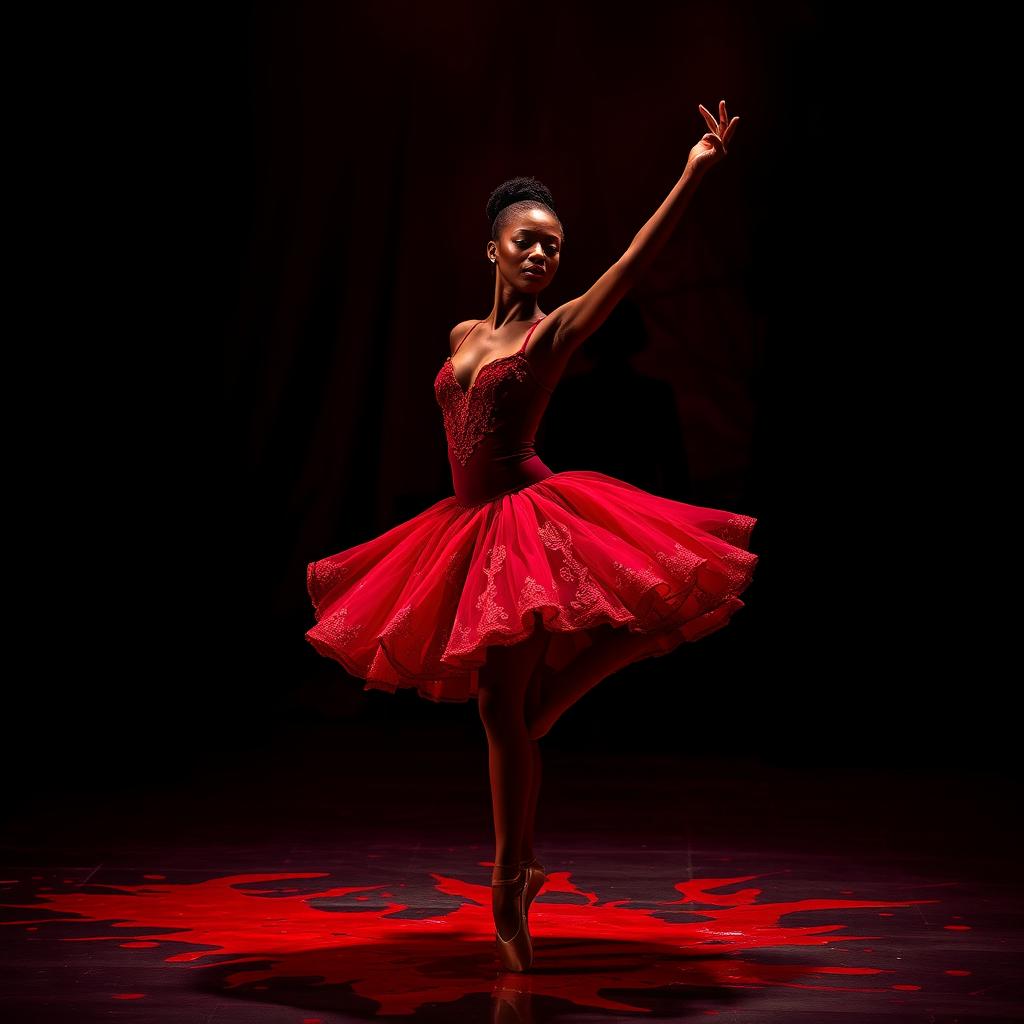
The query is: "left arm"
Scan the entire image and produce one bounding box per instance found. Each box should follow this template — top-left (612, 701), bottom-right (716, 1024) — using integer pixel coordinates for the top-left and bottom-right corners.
top-left (547, 100), bottom-right (740, 361)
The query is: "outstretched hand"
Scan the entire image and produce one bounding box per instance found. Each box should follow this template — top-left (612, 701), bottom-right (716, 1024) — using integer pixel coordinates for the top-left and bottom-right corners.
top-left (686, 100), bottom-right (740, 175)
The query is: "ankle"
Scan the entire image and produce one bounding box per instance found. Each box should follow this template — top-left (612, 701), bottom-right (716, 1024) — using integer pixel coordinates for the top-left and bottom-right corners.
top-left (491, 861), bottom-right (522, 884)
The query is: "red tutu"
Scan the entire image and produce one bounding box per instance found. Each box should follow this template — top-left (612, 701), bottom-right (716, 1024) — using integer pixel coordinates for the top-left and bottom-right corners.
top-left (305, 469), bottom-right (757, 702)
top-left (305, 316), bottom-right (758, 702)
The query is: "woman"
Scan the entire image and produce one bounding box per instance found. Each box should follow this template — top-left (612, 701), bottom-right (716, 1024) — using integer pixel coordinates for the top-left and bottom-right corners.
top-left (306, 100), bottom-right (756, 972)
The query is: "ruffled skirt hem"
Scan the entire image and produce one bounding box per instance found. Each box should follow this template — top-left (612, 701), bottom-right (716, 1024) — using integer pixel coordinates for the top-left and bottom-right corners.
top-left (305, 469), bottom-right (758, 703)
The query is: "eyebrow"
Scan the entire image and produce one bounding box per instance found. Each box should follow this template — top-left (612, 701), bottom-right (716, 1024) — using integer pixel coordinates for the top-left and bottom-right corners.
top-left (513, 229), bottom-right (561, 240)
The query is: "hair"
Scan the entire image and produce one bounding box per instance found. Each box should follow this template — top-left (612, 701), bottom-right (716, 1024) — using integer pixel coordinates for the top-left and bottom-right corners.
top-left (486, 175), bottom-right (565, 244)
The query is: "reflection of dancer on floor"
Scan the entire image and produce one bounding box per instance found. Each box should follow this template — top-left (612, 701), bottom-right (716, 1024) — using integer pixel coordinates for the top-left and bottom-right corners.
top-left (479, 101), bottom-right (742, 970)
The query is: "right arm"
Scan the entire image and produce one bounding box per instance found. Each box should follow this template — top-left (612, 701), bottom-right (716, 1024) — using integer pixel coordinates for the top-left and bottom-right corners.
top-left (532, 100), bottom-right (738, 385)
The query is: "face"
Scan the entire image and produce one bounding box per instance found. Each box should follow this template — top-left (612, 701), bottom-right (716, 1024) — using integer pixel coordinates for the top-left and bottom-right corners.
top-left (489, 208), bottom-right (562, 290)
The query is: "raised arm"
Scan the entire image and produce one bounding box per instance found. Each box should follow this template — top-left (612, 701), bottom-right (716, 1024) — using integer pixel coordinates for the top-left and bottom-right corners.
top-left (547, 100), bottom-right (740, 360)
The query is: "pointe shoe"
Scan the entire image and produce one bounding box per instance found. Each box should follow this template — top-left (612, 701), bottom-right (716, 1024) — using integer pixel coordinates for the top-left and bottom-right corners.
top-left (520, 856), bottom-right (547, 915)
top-left (491, 863), bottom-right (533, 972)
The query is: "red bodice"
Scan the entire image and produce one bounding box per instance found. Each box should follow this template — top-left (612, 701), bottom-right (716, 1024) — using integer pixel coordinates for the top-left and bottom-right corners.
top-left (434, 317), bottom-right (556, 506)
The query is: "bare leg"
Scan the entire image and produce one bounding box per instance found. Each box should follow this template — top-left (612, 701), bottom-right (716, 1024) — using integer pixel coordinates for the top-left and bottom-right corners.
top-left (525, 625), bottom-right (659, 740)
top-left (519, 654), bottom-right (548, 863)
top-left (477, 622), bottom-right (550, 939)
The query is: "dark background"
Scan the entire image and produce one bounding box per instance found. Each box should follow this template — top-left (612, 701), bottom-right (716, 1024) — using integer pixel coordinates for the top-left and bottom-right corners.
top-left (9, 2), bottom-right (1010, 817)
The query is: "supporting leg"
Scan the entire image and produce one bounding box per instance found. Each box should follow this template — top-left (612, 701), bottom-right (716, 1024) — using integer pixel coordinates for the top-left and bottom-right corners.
top-left (477, 623), bottom-right (550, 942)
top-left (520, 656), bottom-right (547, 862)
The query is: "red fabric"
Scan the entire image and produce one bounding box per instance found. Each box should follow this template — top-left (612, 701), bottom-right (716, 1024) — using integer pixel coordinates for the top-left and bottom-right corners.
top-left (305, 317), bottom-right (759, 702)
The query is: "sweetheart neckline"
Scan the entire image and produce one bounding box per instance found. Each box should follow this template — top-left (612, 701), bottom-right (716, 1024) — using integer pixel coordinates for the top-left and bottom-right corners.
top-left (444, 351), bottom-right (526, 396)
top-left (443, 352), bottom-right (554, 396)
top-left (442, 315), bottom-right (551, 396)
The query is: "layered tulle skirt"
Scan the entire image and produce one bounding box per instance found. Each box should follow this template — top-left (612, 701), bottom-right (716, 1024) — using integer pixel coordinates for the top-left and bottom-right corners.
top-left (305, 469), bottom-right (758, 703)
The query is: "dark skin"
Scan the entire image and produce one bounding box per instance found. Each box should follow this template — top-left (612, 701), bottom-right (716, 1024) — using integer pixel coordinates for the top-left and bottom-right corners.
top-left (450, 100), bottom-right (739, 398)
top-left (462, 102), bottom-right (741, 953)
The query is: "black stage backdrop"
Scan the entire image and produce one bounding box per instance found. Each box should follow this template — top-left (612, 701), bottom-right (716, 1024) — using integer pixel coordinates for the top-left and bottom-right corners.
top-left (8, 3), bottom-right (1010, 809)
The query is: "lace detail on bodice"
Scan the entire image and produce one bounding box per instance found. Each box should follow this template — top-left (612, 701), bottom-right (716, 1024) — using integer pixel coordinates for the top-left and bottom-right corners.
top-left (435, 351), bottom-right (536, 466)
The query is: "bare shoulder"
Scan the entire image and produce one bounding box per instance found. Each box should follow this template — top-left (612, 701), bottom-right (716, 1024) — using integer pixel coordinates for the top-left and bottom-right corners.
top-left (539, 298), bottom-right (582, 351)
top-left (449, 319), bottom-right (482, 355)
top-left (524, 300), bottom-right (582, 369)
top-left (519, 303), bottom-right (581, 392)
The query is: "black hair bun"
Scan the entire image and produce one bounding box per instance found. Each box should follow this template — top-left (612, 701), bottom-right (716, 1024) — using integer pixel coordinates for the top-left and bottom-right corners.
top-left (486, 176), bottom-right (558, 226)
top-left (486, 176), bottom-right (563, 241)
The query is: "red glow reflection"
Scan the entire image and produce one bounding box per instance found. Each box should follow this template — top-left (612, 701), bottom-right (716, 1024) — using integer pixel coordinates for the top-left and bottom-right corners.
top-left (3, 869), bottom-right (943, 1015)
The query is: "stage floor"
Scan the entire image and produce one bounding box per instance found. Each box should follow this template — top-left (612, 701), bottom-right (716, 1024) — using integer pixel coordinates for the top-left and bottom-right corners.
top-left (2, 747), bottom-right (1020, 1022)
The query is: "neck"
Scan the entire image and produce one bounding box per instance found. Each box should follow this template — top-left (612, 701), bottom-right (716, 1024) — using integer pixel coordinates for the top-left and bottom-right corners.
top-left (488, 286), bottom-right (542, 329)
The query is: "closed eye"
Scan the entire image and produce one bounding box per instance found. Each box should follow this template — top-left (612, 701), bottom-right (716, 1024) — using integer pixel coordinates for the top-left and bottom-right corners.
top-left (515, 240), bottom-right (558, 253)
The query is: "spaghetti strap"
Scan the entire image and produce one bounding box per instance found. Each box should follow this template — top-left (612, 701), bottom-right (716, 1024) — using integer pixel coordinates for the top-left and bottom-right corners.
top-left (518, 315), bottom-right (546, 354)
top-left (451, 320), bottom-right (483, 358)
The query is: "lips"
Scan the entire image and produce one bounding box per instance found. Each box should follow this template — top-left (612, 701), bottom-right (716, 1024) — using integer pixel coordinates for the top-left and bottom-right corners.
top-left (523, 266), bottom-right (546, 277)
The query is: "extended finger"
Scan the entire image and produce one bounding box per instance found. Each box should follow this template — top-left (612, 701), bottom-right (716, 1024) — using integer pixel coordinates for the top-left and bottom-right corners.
top-left (698, 103), bottom-right (719, 133)
top-left (722, 115), bottom-right (740, 145)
